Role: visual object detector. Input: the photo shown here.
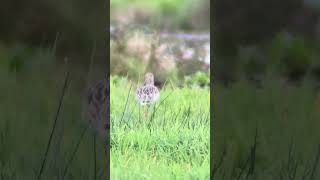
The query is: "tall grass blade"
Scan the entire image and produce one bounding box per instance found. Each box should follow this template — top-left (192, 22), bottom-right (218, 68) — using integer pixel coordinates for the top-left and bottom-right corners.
top-left (93, 133), bottom-right (97, 180)
top-left (61, 126), bottom-right (88, 180)
top-left (37, 62), bottom-right (70, 180)
top-left (119, 83), bottom-right (132, 125)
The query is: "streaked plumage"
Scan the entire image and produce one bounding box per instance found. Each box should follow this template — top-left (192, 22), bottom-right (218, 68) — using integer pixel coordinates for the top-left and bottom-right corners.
top-left (85, 76), bottom-right (109, 139)
top-left (136, 73), bottom-right (160, 106)
top-left (84, 75), bottom-right (110, 174)
top-left (84, 75), bottom-right (110, 169)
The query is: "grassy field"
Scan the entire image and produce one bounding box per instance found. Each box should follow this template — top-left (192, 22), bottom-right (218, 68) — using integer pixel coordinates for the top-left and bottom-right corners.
top-left (213, 78), bottom-right (320, 179)
top-left (110, 76), bottom-right (210, 179)
top-left (0, 46), bottom-right (107, 179)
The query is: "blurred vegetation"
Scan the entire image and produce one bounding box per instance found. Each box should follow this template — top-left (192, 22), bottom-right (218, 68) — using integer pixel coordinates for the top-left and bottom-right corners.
top-left (213, 1), bottom-right (320, 178)
top-left (0, 49), bottom-right (107, 178)
top-left (184, 71), bottom-right (210, 88)
top-left (0, 0), bottom-right (106, 67)
top-left (111, 0), bottom-right (210, 31)
top-left (213, 0), bottom-right (320, 84)
top-left (213, 78), bottom-right (320, 179)
top-left (110, 0), bottom-right (210, 85)
top-left (110, 28), bottom-right (209, 87)
top-left (0, 1), bottom-right (108, 178)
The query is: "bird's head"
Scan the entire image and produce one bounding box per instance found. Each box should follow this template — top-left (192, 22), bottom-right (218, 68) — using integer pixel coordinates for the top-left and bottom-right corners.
top-left (144, 72), bottom-right (154, 85)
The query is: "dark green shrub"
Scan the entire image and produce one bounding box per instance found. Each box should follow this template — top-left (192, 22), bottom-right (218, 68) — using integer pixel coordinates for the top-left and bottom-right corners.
top-left (184, 71), bottom-right (209, 87)
top-left (267, 32), bottom-right (312, 81)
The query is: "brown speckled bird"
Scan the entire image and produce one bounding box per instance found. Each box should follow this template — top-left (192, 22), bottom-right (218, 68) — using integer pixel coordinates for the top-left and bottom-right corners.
top-left (84, 75), bottom-right (109, 169)
top-left (136, 73), bottom-right (160, 118)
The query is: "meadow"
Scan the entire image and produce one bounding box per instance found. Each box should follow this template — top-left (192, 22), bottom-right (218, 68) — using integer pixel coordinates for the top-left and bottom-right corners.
top-left (110, 75), bottom-right (210, 179)
top-left (0, 45), bottom-right (107, 179)
top-left (213, 77), bottom-right (320, 179)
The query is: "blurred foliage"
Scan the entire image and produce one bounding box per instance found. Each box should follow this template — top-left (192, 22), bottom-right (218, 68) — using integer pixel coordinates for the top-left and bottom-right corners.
top-left (215, 31), bottom-right (320, 84)
top-left (0, 43), bottom-right (57, 84)
top-left (110, 75), bottom-right (129, 87)
top-left (8, 45), bottom-right (32, 73)
top-left (267, 33), bottom-right (313, 80)
top-left (110, 29), bottom-right (181, 85)
top-left (111, 0), bottom-right (209, 31)
top-left (184, 71), bottom-right (210, 87)
top-left (7, 44), bottom-right (55, 74)
top-left (213, 78), bottom-right (320, 179)
top-left (110, 28), bottom-right (211, 86)
top-left (214, 0), bottom-right (301, 55)
top-left (211, 1), bottom-right (320, 178)
top-left (0, 0), bottom-right (106, 65)
top-left (0, 48), bottom-right (107, 178)
top-left (213, 0), bottom-right (320, 84)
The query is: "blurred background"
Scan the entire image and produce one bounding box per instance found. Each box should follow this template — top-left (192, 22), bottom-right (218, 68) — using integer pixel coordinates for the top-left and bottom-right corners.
top-left (0, 0), bottom-right (107, 80)
top-left (111, 0), bottom-right (209, 31)
top-left (110, 0), bottom-right (210, 87)
top-left (214, 0), bottom-right (320, 84)
top-left (0, 0), bottom-right (211, 178)
top-left (213, 0), bottom-right (320, 179)
top-left (0, 0), bottom-right (108, 179)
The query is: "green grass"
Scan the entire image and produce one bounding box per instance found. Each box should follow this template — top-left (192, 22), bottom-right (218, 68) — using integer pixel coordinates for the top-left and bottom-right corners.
top-left (110, 0), bottom-right (208, 30)
top-left (213, 78), bottom-right (320, 179)
top-left (111, 0), bottom-right (193, 14)
top-left (0, 46), bottom-right (107, 179)
top-left (110, 76), bottom-right (210, 179)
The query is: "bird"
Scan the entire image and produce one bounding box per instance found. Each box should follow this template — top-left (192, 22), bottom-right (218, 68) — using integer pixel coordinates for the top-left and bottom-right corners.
top-left (86, 76), bottom-right (109, 133)
top-left (136, 72), bottom-right (160, 118)
top-left (84, 75), bottom-right (109, 172)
